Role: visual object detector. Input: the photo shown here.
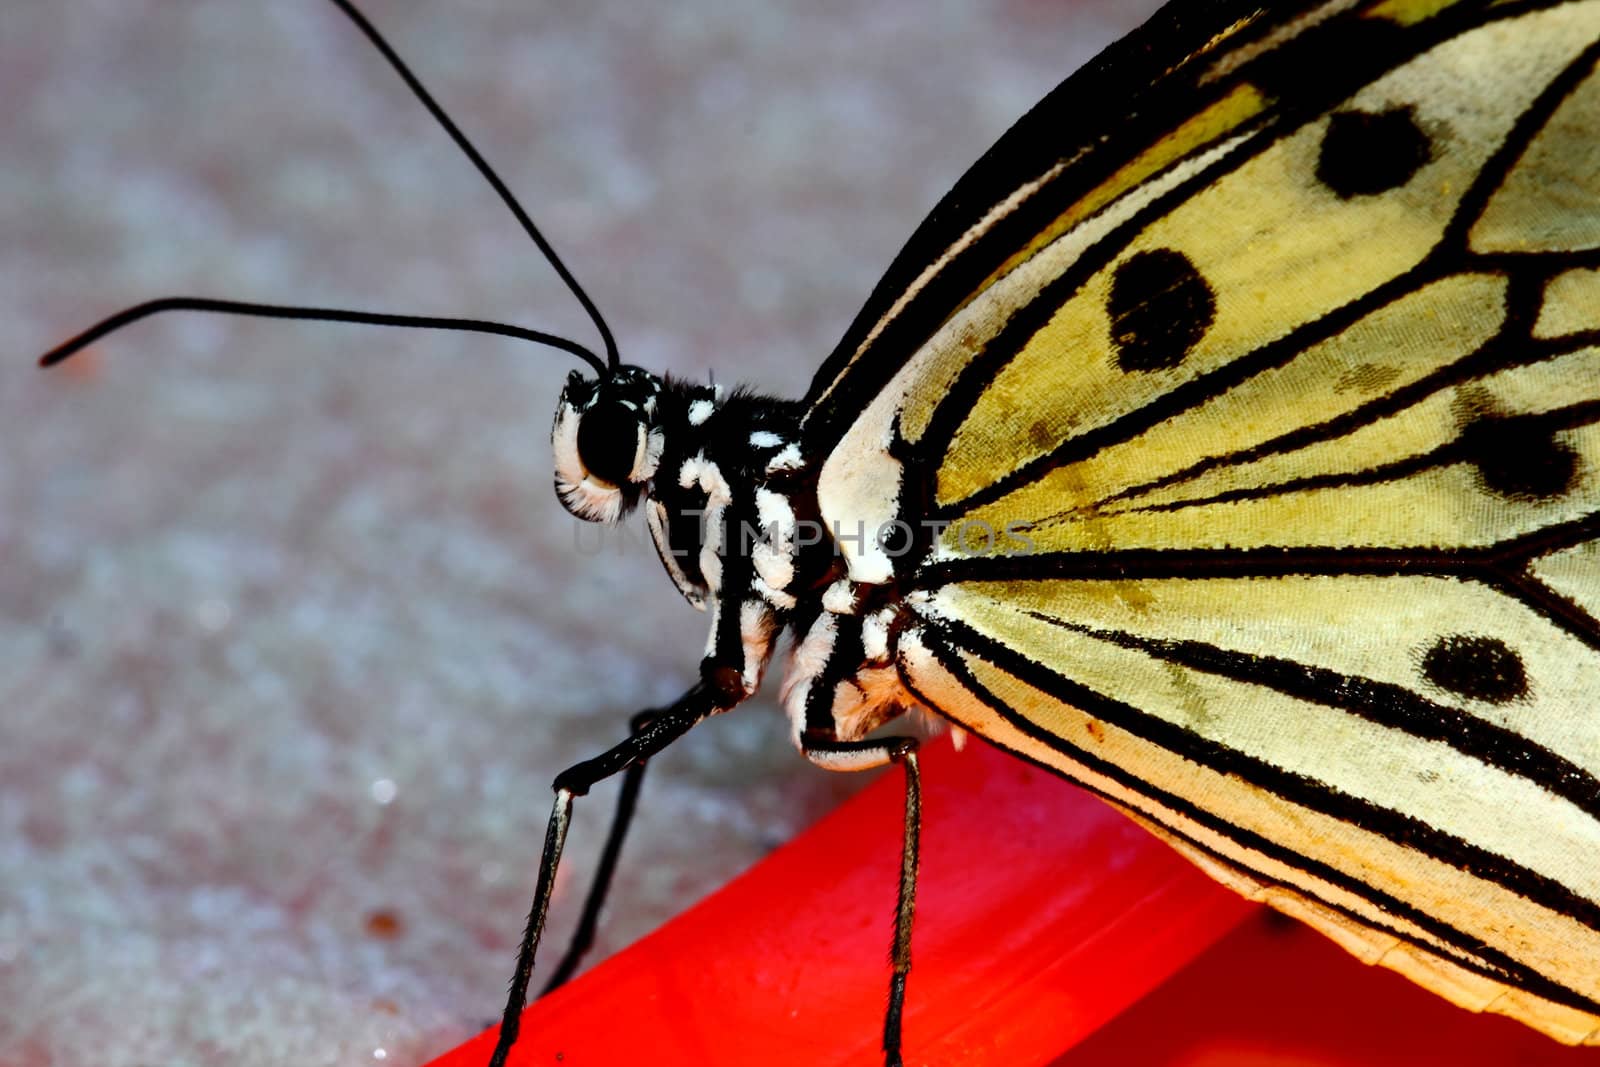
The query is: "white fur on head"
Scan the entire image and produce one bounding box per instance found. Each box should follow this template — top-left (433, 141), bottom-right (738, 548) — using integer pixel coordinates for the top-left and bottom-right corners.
top-left (551, 370), bottom-right (666, 524)
top-left (553, 396), bottom-right (628, 523)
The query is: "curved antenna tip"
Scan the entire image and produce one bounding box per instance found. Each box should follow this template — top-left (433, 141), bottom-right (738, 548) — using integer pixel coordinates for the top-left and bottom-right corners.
top-left (34, 296), bottom-right (609, 377)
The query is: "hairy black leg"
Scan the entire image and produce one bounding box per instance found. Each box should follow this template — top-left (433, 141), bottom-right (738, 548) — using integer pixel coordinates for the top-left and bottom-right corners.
top-left (801, 736), bottom-right (923, 1067)
top-left (541, 708), bottom-right (658, 995)
top-left (487, 787), bottom-right (572, 1067)
top-left (884, 747), bottom-right (922, 1067)
top-left (487, 684), bottom-right (720, 1067)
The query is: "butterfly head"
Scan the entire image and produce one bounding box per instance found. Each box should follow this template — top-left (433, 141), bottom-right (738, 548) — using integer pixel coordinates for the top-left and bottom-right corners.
top-left (552, 365), bottom-right (667, 523)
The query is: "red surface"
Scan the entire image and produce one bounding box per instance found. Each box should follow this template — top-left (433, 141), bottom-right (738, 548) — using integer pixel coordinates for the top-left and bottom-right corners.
top-left (1065, 912), bottom-right (1598, 1066)
top-left (425, 737), bottom-right (1257, 1066)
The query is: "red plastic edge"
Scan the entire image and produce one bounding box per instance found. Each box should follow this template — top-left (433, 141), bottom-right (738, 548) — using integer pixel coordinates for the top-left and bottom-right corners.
top-left (424, 737), bottom-right (1255, 1066)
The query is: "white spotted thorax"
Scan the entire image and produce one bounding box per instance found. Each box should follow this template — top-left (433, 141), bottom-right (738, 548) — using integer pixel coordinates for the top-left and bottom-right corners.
top-left (550, 367), bottom-right (921, 743)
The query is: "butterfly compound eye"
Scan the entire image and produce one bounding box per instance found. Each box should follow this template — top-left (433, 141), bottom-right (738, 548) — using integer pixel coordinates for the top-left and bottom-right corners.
top-left (576, 400), bottom-right (646, 486)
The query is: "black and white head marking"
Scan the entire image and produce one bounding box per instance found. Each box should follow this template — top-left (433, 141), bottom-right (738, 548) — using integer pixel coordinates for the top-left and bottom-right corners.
top-left (552, 365), bottom-right (665, 523)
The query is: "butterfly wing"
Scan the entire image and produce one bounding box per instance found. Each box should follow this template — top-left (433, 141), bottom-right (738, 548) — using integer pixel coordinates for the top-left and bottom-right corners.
top-left (799, 0), bottom-right (1285, 453)
top-left (807, 0), bottom-right (1600, 1042)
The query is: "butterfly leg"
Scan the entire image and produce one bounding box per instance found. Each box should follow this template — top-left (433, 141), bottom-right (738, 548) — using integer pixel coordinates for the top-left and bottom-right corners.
top-left (802, 735), bottom-right (923, 1067)
top-left (486, 681), bottom-right (724, 1067)
top-left (540, 705), bottom-right (660, 994)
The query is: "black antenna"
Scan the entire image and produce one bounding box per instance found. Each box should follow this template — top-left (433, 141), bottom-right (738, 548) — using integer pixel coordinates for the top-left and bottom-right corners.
top-left (38, 297), bottom-right (607, 375)
top-left (325, 0), bottom-right (619, 369)
top-left (37, 0), bottom-right (619, 375)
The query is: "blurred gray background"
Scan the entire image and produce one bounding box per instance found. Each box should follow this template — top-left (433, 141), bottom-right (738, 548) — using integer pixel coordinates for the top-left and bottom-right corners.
top-left (0, 2), bottom-right (1158, 1063)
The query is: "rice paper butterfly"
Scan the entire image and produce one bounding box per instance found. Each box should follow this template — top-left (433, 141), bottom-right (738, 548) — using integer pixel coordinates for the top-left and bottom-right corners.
top-left (31, 0), bottom-right (1600, 1062)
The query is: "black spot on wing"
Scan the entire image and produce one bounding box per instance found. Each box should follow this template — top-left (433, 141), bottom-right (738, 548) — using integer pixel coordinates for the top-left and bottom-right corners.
top-left (1421, 635), bottom-right (1529, 704)
top-left (1316, 107), bottom-right (1433, 199)
top-left (910, 625), bottom-right (1600, 1017)
top-left (1460, 414), bottom-right (1580, 500)
top-left (1108, 248), bottom-right (1216, 372)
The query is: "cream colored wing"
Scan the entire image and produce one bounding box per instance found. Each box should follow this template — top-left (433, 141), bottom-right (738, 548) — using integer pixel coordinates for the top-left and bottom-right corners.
top-left (812, 0), bottom-right (1600, 1042)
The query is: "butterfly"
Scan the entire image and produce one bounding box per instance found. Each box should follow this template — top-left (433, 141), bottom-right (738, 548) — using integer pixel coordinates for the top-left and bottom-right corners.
top-left (27, 0), bottom-right (1600, 1063)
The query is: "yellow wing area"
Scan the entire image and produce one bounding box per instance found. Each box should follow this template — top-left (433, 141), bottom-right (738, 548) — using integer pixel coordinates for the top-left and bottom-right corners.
top-left (959, 337), bottom-right (1600, 555)
top-left (812, 0), bottom-right (1600, 1043)
top-left (930, 2), bottom-right (1600, 519)
top-left (898, 599), bottom-right (1600, 1041)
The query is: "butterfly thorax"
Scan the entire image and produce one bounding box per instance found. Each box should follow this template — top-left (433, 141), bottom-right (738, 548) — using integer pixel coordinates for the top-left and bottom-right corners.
top-left (553, 368), bottom-right (858, 711)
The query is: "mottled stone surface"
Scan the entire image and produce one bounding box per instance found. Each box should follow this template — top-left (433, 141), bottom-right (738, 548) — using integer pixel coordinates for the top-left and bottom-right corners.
top-left (0, 2), bottom-right (1156, 1063)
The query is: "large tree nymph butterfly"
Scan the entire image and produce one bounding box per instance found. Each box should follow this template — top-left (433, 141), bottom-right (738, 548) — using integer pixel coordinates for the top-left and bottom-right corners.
top-left (18, 0), bottom-right (1600, 1063)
